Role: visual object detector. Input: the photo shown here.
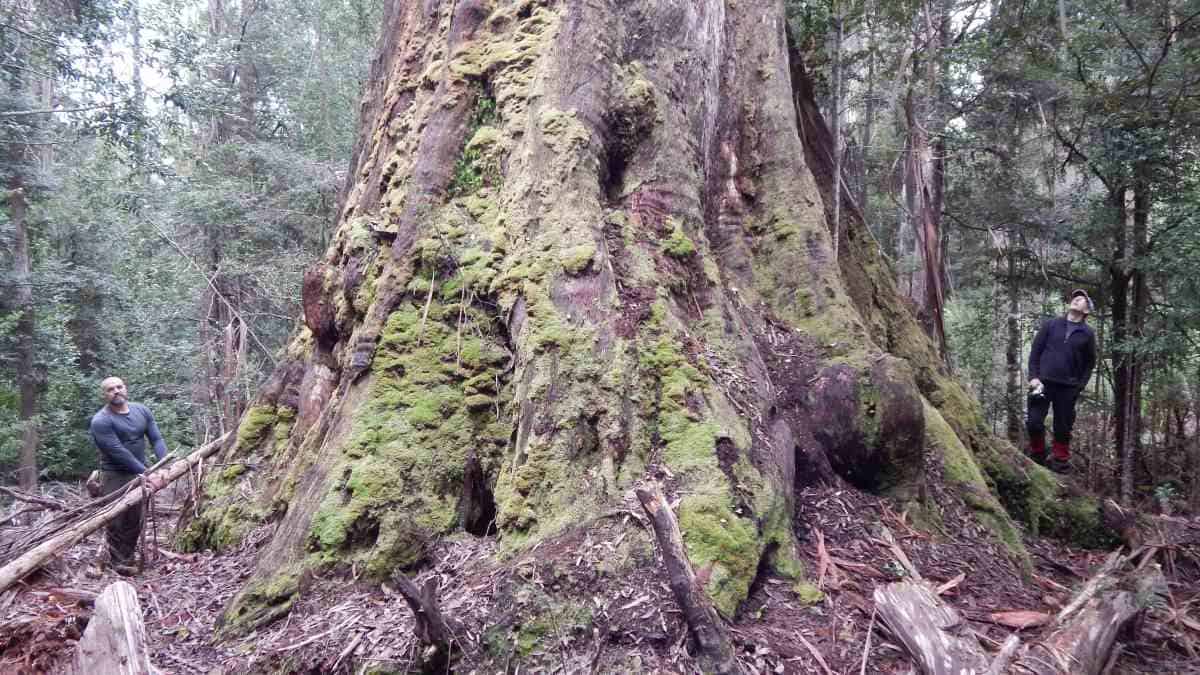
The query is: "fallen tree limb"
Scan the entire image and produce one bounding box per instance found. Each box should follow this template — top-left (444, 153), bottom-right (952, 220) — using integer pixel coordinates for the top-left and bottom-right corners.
top-left (1012, 551), bottom-right (1165, 674)
top-left (0, 486), bottom-right (67, 511)
top-left (0, 433), bottom-right (230, 594)
top-left (393, 574), bottom-right (459, 647)
top-left (1, 452), bottom-right (178, 564)
top-left (874, 548), bottom-right (1165, 675)
top-left (636, 483), bottom-right (741, 675)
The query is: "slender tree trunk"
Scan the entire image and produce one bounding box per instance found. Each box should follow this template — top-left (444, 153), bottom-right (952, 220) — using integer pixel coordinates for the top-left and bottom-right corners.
top-left (1005, 246), bottom-right (1022, 444)
top-left (899, 2), bottom-right (947, 358)
top-left (1129, 173), bottom-right (1150, 491)
top-left (859, 10), bottom-right (875, 224)
top-left (830, 8), bottom-right (844, 259)
top-left (10, 182), bottom-right (39, 491)
top-left (1112, 187), bottom-right (1132, 505)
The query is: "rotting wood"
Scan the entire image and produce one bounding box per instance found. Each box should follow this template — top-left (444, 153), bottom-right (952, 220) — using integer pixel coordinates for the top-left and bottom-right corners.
top-left (986, 634), bottom-right (1021, 675)
top-left (1102, 499), bottom-right (1200, 557)
top-left (635, 483), bottom-right (741, 675)
top-left (873, 581), bottom-right (989, 674)
top-left (0, 486), bottom-right (67, 511)
top-left (393, 573), bottom-right (460, 649)
top-left (1011, 551), bottom-right (1166, 675)
top-left (67, 580), bottom-right (152, 675)
top-left (0, 433), bottom-right (231, 593)
top-left (875, 549), bottom-right (1166, 674)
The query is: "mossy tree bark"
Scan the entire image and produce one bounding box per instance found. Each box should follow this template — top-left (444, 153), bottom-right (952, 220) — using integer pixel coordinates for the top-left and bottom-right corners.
top-left (188, 0), bottom-right (1113, 634)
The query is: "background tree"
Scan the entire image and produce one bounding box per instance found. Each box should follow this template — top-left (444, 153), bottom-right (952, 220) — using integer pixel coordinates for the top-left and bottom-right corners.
top-left (0, 0), bottom-right (381, 483)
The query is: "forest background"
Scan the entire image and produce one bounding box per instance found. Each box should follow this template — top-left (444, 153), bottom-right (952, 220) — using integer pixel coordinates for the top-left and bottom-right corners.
top-left (2, 0), bottom-right (1198, 512)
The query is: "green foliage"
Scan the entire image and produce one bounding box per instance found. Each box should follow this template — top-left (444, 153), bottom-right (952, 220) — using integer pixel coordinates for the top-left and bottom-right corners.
top-left (0, 0), bottom-right (384, 483)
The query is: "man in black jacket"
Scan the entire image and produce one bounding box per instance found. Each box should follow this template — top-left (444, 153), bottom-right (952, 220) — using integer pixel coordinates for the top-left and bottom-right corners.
top-left (1026, 289), bottom-right (1097, 473)
top-left (89, 377), bottom-right (168, 574)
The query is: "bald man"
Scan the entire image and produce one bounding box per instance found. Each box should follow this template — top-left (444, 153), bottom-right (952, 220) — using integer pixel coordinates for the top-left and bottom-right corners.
top-left (89, 377), bottom-right (168, 573)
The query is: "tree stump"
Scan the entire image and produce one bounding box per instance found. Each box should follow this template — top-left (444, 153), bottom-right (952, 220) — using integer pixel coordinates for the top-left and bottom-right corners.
top-left (68, 580), bottom-right (152, 675)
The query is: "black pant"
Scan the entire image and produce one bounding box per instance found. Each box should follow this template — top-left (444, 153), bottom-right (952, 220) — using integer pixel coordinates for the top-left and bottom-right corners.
top-left (101, 471), bottom-right (142, 566)
top-left (1026, 381), bottom-right (1080, 444)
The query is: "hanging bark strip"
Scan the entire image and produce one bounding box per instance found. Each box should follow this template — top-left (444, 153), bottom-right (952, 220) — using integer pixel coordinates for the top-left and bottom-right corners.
top-left (0, 433), bottom-right (231, 594)
top-left (635, 484), bottom-right (741, 675)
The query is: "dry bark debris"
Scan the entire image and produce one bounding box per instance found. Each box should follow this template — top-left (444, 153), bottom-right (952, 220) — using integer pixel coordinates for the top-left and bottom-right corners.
top-left (2, 476), bottom-right (1198, 674)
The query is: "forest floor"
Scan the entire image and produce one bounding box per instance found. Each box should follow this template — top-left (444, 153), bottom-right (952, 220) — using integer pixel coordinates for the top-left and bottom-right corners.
top-left (1, 477), bottom-right (1198, 674)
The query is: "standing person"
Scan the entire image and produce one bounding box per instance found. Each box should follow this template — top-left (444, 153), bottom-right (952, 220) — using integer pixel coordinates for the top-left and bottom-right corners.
top-left (89, 377), bottom-right (168, 574)
top-left (1026, 290), bottom-right (1097, 474)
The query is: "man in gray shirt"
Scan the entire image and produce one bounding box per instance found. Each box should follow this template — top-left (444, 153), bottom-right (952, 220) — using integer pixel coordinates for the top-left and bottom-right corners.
top-left (89, 377), bottom-right (167, 573)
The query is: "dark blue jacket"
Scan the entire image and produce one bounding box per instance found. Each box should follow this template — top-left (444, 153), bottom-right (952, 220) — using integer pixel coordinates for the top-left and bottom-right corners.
top-left (90, 403), bottom-right (168, 474)
top-left (1028, 316), bottom-right (1097, 390)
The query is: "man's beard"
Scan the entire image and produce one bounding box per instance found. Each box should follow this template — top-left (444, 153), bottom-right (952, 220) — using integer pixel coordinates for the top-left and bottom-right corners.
top-left (110, 395), bottom-right (126, 405)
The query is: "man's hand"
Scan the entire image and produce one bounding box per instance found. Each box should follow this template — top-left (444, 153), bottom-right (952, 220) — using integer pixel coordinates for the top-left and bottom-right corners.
top-left (1028, 378), bottom-right (1043, 395)
top-left (143, 473), bottom-right (167, 492)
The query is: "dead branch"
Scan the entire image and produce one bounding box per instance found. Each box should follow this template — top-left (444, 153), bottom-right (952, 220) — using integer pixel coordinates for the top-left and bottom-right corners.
top-left (0, 433), bottom-right (230, 593)
top-left (393, 573), bottom-right (462, 670)
top-left (635, 483), bottom-right (741, 675)
top-left (393, 574), bottom-right (459, 647)
top-left (875, 548), bottom-right (1165, 675)
top-left (1012, 551), bottom-right (1166, 674)
top-left (0, 486), bottom-right (67, 511)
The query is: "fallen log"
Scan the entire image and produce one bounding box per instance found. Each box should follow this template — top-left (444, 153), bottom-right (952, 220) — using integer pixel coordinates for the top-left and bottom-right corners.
top-left (1012, 550), bottom-right (1166, 674)
top-left (636, 483), bottom-right (741, 675)
top-left (873, 548), bottom-right (1165, 675)
top-left (67, 580), bottom-right (152, 675)
top-left (0, 433), bottom-right (230, 594)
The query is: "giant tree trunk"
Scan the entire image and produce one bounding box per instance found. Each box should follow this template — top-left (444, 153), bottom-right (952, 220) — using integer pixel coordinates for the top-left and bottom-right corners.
top-left (189, 0), bottom-right (1113, 634)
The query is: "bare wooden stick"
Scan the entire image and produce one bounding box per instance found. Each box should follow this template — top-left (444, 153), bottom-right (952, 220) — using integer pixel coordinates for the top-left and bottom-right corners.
top-left (795, 630), bottom-right (834, 675)
top-left (0, 433), bottom-right (230, 593)
top-left (986, 634), bottom-right (1021, 675)
top-left (635, 483), bottom-right (741, 675)
top-left (1013, 555), bottom-right (1165, 675)
top-left (0, 486), bottom-right (66, 510)
top-left (875, 549), bottom-right (1164, 675)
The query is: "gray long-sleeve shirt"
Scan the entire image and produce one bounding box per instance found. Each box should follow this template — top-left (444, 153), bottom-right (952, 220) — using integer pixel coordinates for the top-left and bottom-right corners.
top-left (89, 403), bottom-right (168, 474)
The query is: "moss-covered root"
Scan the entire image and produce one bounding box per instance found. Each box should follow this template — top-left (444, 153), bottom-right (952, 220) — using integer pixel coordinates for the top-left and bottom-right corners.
top-left (216, 566), bottom-right (301, 638)
top-left (924, 400), bottom-right (1030, 566)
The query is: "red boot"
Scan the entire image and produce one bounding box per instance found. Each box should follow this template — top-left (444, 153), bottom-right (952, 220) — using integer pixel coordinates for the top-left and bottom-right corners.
top-left (1027, 432), bottom-right (1047, 465)
top-left (1048, 441), bottom-right (1071, 474)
